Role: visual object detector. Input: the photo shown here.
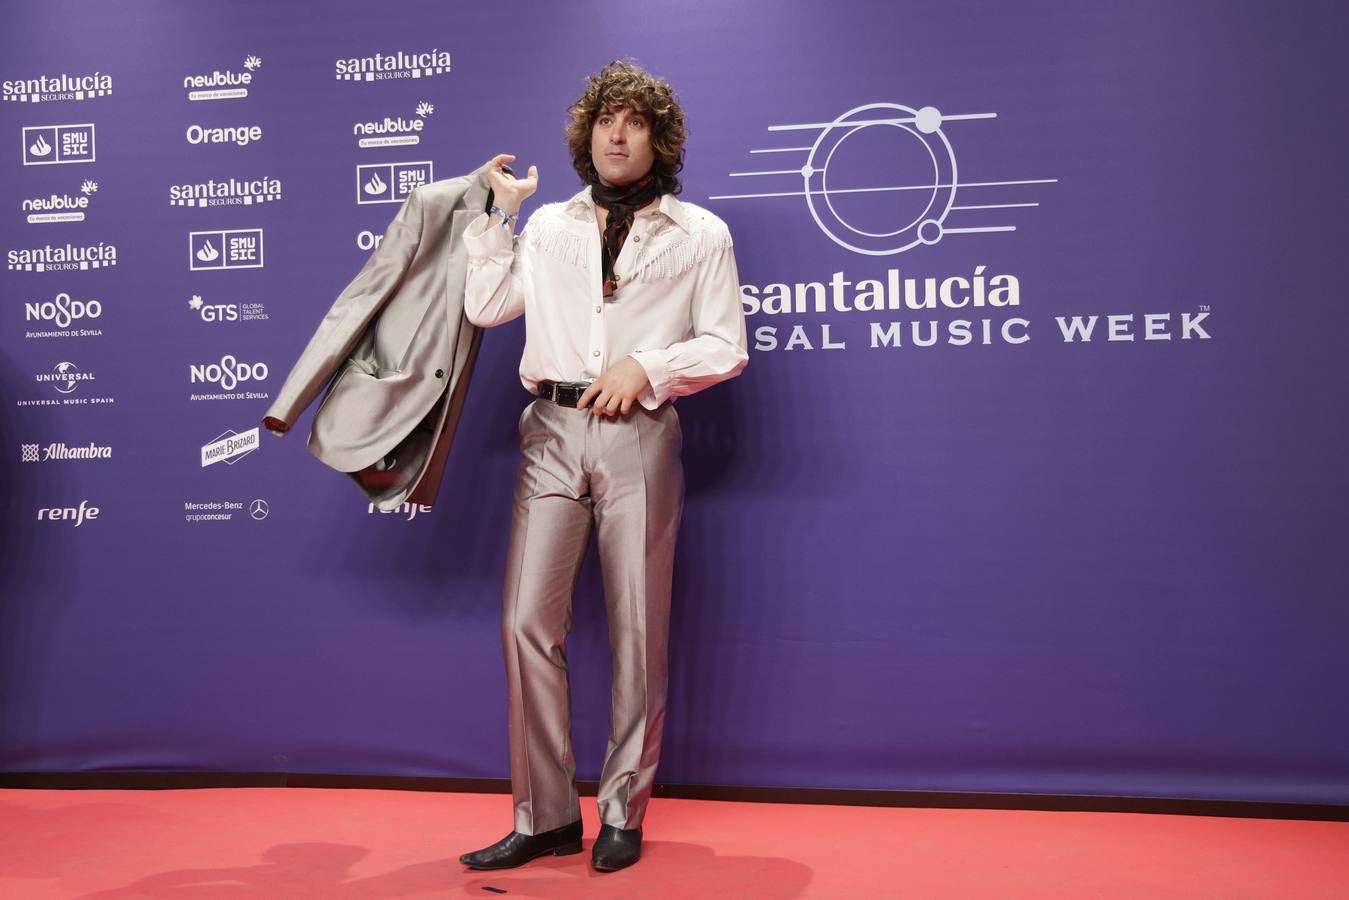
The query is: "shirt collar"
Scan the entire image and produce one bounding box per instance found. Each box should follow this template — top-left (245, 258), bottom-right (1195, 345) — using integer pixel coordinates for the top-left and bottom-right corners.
top-left (564, 184), bottom-right (689, 233)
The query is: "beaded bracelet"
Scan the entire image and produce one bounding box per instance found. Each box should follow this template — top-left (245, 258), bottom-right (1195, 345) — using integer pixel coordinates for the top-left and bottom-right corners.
top-left (489, 205), bottom-right (518, 230)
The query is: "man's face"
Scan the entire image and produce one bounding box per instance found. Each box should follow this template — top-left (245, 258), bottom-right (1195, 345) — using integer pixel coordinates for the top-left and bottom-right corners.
top-left (590, 106), bottom-right (655, 187)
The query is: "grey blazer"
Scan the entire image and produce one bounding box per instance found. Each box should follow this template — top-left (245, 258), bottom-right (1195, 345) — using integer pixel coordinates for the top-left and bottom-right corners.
top-left (261, 160), bottom-right (494, 511)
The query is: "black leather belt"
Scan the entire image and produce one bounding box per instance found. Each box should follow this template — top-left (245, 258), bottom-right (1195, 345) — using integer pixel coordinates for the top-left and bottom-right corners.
top-left (536, 380), bottom-right (592, 407)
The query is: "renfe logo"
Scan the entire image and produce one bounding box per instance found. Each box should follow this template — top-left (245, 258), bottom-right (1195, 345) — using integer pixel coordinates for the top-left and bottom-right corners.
top-left (37, 500), bottom-right (99, 526)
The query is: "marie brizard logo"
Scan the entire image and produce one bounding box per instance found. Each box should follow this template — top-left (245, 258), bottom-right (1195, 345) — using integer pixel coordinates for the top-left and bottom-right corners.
top-left (711, 102), bottom-right (1057, 256)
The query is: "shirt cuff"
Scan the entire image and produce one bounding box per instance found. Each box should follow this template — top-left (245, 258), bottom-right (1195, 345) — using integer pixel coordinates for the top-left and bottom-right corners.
top-left (462, 210), bottom-right (515, 264)
top-left (628, 350), bottom-right (672, 409)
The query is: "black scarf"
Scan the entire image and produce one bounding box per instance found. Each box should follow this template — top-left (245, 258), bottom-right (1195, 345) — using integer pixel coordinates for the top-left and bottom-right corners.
top-left (591, 173), bottom-right (662, 297)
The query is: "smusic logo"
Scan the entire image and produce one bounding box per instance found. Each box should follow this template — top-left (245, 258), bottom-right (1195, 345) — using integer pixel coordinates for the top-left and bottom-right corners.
top-left (357, 161), bottom-right (431, 204)
top-left (22, 124), bottom-right (95, 165)
top-left (189, 229), bottom-right (263, 270)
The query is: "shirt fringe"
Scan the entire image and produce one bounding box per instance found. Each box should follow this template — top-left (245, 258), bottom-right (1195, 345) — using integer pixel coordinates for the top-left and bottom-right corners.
top-left (529, 219), bottom-right (590, 271)
top-left (630, 227), bottom-right (733, 282)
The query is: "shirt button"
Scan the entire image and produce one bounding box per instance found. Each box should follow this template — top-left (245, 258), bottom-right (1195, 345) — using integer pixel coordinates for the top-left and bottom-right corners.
top-left (594, 305), bottom-right (602, 313)
top-left (634, 235), bottom-right (641, 242)
top-left (592, 350), bottom-right (600, 357)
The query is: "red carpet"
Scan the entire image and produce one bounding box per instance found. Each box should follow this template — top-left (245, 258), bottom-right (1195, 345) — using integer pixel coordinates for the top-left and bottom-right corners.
top-left (1, 788), bottom-right (1346, 898)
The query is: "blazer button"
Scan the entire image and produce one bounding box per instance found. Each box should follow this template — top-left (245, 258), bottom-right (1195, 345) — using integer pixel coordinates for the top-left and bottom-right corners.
top-left (434, 368), bottom-right (444, 378)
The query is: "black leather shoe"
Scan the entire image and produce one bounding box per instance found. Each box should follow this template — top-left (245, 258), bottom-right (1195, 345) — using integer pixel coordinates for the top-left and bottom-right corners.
top-left (459, 819), bottom-right (583, 870)
top-left (590, 824), bottom-right (642, 871)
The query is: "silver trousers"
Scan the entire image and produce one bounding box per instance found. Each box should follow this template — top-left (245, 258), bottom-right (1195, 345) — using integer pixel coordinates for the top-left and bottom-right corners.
top-left (501, 397), bottom-right (684, 835)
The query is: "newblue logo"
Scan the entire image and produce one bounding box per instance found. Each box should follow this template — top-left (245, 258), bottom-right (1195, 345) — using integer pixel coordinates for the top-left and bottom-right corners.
top-left (183, 55), bottom-right (261, 101)
top-left (22, 124), bottom-right (95, 166)
top-left (354, 100), bottom-right (435, 149)
top-left (23, 180), bottom-right (98, 223)
top-left (357, 162), bottom-right (432, 204)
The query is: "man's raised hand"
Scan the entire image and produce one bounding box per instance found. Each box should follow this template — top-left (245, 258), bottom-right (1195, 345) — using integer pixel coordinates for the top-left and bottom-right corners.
top-left (486, 153), bottom-right (538, 215)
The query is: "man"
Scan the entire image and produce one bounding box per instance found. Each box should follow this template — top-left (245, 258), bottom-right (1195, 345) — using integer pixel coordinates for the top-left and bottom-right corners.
top-left (457, 59), bottom-right (748, 873)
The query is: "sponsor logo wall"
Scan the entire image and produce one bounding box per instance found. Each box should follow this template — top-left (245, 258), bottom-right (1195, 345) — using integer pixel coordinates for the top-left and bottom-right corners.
top-left (3, 2), bottom-right (1341, 806)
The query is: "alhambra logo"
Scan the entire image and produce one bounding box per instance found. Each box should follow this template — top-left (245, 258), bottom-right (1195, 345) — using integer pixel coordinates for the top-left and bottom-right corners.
top-left (3, 70), bottom-right (113, 104)
top-left (712, 102), bottom-right (1056, 256)
top-left (170, 176), bottom-right (283, 207)
top-left (334, 48), bottom-right (451, 82)
top-left (22, 441), bottom-right (112, 462)
top-left (183, 54), bottom-right (262, 101)
top-left (23, 181), bottom-right (99, 223)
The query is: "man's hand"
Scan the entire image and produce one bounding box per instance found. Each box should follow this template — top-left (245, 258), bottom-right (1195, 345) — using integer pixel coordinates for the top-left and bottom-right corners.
top-left (486, 153), bottom-right (538, 215)
top-left (578, 357), bottom-right (651, 417)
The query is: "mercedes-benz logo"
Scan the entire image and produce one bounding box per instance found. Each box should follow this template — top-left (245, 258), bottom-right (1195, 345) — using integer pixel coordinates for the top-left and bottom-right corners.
top-left (249, 498), bottom-right (269, 520)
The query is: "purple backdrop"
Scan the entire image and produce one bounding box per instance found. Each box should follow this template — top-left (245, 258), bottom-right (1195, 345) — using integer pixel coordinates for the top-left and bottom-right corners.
top-left (3, 0), bottom-right (1347, 805)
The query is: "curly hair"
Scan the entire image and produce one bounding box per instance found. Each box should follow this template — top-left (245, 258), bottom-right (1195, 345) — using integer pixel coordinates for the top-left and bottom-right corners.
top-left (565, 59), bottom-right (686, 196)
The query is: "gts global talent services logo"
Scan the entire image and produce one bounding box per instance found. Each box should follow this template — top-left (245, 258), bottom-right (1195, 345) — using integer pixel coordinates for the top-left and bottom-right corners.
top-left (183, 54), bottom-right (262, 101)
top-left (170, 175), bottom-right (282, 207)
top-left (354, 100), bottom-right (435, 149)
top-left (189, 229), bottom-right (264, 270)
top-left (187, 293), bottom-right (268, 324)
top-left (335, 47), bottom-right (451, 82)
top-left (4, 69), bottom-right (113, 104)
top-left (22, 180), bottom-right (99, 224)
top-left (357, 161), bottom-right (432, 204)
top-left (22, 124), bottom-right (95, 165)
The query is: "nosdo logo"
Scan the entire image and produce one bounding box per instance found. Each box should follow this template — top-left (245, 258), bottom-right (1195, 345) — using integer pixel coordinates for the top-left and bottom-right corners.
top-left (4, 70), bottom-right (113, 103)
top-left (186, 124), bottom-right (262, 147)
top-left (37, 500), bottom-right (100, 526)
top-left (183, 54), bottom-right (261, 101)
top-left (712, 101), bottom-right (1056, 256)
top-left (26, 291), bottom-right (103, 328)
top-left (190, 355), bottom-right (269, 391)
top-left (169, 176), bottom-right (282, 207)
top-left (335, 48), bottom-right (451, 82)
top-left (354, 100), bottom-right (435, 149)
top-left (22, 124), bottom-right (95, 166)
top-left (22, 180), bottom-right (98, 223)
top-left (7, 240), bottom-right (116, 272)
